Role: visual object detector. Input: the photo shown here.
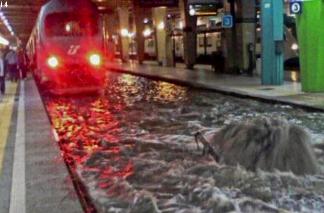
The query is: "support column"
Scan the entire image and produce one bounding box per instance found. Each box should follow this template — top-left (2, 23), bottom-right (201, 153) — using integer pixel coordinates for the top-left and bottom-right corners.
top-left (165, 17), bottom-right (174, 67)
top-left (103, 13), bottom-right (116, 39)
top-left (133, 4), bottom-right (145, 64)
top-left (152, 7), bottom-right (174, 66)
top-left (222, 0), bottom-right (238, 72)
top-left (117, 7), bottom-right (130, 62)
top-left (297, 0), bottom-right (324, 92)
top-left (236, 0), bottom-right (256, 74)
top-left (261, 0), bottom-right (284, 85)
top-left (102, 14), bottom-right (109, 45)
top-left (102, 13), bottom-right (117, 59)
top-left (179, 0), bottom-right (197, 69)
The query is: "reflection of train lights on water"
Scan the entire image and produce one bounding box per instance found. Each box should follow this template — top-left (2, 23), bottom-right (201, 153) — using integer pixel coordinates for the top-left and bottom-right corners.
top-left (26, 0), bottom-right (110, 95)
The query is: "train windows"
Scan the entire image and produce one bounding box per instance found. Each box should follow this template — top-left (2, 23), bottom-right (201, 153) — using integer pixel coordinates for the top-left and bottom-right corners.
top-left (45, 12), bottom-right (98, 37)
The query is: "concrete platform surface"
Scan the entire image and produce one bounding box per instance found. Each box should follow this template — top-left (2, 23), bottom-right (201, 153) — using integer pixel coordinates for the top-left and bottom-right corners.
top-left (0, 79), bottom-right (83, 213)
top-left (106, 61), bottom-right (324, 111)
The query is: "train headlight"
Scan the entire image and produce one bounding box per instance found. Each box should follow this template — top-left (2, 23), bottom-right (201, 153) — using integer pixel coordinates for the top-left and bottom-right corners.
top-left (89, 54), bottom-right (101, 66)
top-left (47, 56), bottom-right (59, 68)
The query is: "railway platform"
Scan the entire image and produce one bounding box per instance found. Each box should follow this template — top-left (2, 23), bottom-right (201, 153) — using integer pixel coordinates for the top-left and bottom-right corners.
top-left (0, 79), bottom-right (83, 213)
top-left (106, 61), bottom-right (324, 111)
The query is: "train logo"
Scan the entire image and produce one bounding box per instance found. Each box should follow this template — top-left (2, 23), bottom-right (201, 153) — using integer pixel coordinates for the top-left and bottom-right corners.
top-left (67, 45), bottom-right (81, 55)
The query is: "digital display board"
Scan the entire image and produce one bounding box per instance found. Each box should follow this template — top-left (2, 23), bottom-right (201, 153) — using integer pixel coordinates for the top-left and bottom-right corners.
top-left (188, 0), bottom-right (223, 16)
top-left (136, 0), bottom-right (179, 7)
top-left (189, 4), bottom-right (220, 16)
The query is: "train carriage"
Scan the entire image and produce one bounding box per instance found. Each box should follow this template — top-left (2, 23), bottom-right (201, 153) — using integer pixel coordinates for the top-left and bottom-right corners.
top-left (27, 0), bottom-right (106, 94)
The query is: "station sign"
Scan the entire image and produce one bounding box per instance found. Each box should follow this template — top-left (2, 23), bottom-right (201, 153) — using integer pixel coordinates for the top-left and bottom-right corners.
top-left (290, 0), bottom-right (302, 15)
top-left (222, 15), bottom-right (233, 28)
top-left (136, 0), bottom-right (179, 7)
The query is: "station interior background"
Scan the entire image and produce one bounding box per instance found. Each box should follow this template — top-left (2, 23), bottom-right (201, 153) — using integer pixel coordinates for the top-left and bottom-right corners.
top-left (0, 0), bottom-right (299, 79)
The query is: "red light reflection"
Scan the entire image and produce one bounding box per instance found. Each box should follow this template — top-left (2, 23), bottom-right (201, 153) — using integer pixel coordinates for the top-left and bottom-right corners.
top-left (45, 96), bottom-right (134, 195)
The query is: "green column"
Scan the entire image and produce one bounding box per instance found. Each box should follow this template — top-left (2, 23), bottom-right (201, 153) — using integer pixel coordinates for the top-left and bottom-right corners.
top-left (297, 0), bottom-right (324, 92)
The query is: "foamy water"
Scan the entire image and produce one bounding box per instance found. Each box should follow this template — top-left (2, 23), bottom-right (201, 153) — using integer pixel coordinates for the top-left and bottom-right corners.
top-left (45, 73), bottom-right (324, 212)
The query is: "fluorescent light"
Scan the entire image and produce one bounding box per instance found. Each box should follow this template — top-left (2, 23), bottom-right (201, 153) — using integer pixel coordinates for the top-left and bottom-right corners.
top-left (128, 32), bottom-right (135, 38)
top-left (143, 29), bottom-right (152, 37)
top-left (291, 43), bottom-right (298, 51)
top-left (158, 22), bottom-right (165, 30)
top-left (189, 8), bottom-right (196, 16)
top-left (0, 12), bottom-right (15, 36)
top-left (179, 21), bottom-right (184, 29)
top-left (0, 35), bottom-right (9, 45)
top-left (120, 28), bottom-right (129, 37)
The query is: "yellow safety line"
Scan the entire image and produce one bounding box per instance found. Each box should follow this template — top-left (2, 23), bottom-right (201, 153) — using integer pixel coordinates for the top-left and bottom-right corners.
top-left (0, 82), bottom-right (18, 174)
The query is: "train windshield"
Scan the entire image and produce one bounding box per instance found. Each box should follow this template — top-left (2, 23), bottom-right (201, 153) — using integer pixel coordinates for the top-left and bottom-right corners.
top-left (45, 12), bottom-right (98, 37)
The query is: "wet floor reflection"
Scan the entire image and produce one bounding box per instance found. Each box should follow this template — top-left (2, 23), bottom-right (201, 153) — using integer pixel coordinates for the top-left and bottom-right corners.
top-left (44, 72), bottom-right (324, 213)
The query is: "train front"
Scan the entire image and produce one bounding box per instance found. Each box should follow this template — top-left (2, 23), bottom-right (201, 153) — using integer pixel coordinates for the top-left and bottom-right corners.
top-left (38, 10), bottom-right (105, 94)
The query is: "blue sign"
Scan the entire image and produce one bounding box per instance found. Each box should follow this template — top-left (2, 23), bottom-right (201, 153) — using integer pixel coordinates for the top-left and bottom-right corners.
top-left (290, 1), bottom-right (302, 14)
top-left (222, 15), bottom-right (233, 28)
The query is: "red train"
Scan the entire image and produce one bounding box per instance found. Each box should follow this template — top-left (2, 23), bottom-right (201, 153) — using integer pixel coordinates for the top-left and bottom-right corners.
top-left (26, 0), bottom-right (107, 94)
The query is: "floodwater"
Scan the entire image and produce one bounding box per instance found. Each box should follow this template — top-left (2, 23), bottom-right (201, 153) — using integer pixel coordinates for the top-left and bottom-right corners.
top-left (44, 72), bottom-right (324, 213)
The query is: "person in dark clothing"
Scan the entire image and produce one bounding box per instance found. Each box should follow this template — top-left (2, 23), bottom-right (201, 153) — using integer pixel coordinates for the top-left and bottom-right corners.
top-left (18, 49), bottom-right (29, 79)
top-left (5, 49), bottom-right (18, 82)
top-left (0, 50), bottom-right (6, 95)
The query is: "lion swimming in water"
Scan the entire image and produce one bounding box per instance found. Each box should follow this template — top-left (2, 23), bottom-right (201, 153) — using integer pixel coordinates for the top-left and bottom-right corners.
top-left (195, 117), bottom-right (319, 175)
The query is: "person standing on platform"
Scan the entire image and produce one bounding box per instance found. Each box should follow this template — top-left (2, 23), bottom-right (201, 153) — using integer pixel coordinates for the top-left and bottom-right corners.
top-left (18, 48), bottom-right (28, 79)
top-left (5, 49), bottom-right (18, 82)
top-left (0, 50), bottom-right (6, 95)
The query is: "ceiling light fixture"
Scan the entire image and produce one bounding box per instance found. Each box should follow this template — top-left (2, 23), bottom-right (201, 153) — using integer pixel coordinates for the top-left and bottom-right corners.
top-left (0, 12), bottom-right (15, 36)
top-left (0, 34), bottom-right (9, 45)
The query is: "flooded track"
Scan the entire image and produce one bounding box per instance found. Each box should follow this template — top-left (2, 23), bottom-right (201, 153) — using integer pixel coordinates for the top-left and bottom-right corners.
top-left (43, 72), bottom-right (324, 213)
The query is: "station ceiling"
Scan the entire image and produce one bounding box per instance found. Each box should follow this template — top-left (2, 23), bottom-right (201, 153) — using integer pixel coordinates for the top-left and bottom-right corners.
top-left (0, 0), bottom-right (131, 45)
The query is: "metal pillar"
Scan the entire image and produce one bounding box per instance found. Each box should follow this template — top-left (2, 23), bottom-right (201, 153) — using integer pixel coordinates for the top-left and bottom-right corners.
top-left (261, 0), bottom-right (284, 85)
top-left (297, 0), bottom-right (324, 92)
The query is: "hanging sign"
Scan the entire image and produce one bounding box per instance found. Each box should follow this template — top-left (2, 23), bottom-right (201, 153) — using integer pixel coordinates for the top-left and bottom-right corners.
top-left (222, 15), bottom-right (233, 28)
top-left (290, 0), bottom-right (302, 14)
